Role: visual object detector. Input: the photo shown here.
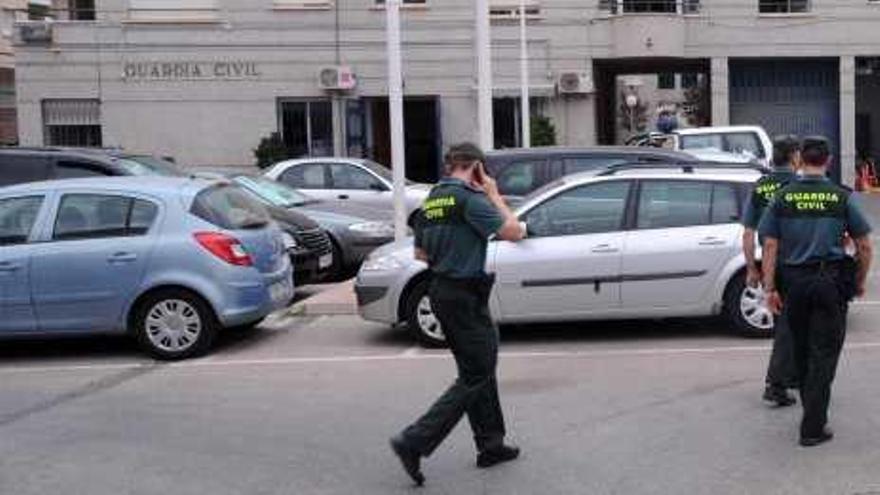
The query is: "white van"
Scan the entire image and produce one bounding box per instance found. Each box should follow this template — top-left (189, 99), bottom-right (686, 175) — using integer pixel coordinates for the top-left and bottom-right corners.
top-left (672, 126), bottom-right (773, 168)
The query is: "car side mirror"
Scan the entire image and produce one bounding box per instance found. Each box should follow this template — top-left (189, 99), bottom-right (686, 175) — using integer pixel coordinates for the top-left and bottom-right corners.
top-left (370, 182), bottom-right (388, 192)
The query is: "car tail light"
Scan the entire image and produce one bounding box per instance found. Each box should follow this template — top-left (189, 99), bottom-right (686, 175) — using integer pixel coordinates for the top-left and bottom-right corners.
top-left (194, 232), bottom-right (253, 266)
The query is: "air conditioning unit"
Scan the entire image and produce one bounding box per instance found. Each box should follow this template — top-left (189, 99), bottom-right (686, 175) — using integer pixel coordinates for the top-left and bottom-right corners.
top-left (317, 66), bottom-right (357, 91)
top-left (557, 71), bottom-right (594, 94)
top-left (18, 22), bottom-right (53, 44)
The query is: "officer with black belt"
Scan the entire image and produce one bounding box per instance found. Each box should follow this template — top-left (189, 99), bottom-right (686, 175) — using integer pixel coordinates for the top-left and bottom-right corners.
top-left (741, 135), bottom-right (800, 407)
top-left (390, 143), bottom-right (526, 485)
top-left (759, 136), bottom-right (873, 447)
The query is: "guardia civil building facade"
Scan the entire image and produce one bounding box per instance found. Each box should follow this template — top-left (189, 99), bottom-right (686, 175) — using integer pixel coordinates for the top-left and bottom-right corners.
top-left (15, 0), bottom-right (880, 185)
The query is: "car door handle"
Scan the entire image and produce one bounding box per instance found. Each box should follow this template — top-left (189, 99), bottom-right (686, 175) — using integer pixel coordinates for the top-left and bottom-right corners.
top-left (699, 237), bottom-right (726, 246)
top-left (0, 261), bottom-right (21, 272)
top-left (107, 252), bottom-right (138, 263)
top-left (591, 244), bottom-right (619, 254)
top-left (337, 194), bottom-right (349, 200)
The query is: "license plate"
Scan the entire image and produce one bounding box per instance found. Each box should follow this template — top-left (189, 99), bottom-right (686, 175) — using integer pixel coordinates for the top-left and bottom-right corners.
top-left (270, 280), bottom-right (292, 303)
top-left (319, 253), bottom-right (333, 269)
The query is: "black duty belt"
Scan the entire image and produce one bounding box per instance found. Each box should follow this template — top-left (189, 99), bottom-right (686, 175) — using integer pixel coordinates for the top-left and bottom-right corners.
top-left (784, 260), bottom-right (845, 274)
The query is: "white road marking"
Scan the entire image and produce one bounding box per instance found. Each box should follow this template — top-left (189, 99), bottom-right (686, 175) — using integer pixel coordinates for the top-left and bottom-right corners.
top-left (6, 341), bottom-right (880, 375)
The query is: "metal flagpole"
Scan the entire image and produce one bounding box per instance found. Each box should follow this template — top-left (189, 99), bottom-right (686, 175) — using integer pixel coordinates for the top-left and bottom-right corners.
top-left (476, 0), bottom-right (494, 151)
top-left (386, 0), bottom-right (407, 241)
top-left (519, 0), bottom-right (531, 148)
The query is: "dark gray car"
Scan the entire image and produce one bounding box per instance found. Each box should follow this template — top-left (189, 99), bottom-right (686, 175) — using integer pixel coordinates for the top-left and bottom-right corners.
top-left (229, 175), bottom-right (394, 281)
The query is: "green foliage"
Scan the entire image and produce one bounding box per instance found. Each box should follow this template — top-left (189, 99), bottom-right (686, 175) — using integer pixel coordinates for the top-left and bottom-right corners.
top-left (530, 115), bottom-right (557, 147)
top-left (254, 132), bottom-right (292, 169)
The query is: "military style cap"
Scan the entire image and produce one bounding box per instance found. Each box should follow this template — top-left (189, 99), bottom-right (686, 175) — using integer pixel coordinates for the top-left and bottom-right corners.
top-left (445, 142), bottom-right (486, 164)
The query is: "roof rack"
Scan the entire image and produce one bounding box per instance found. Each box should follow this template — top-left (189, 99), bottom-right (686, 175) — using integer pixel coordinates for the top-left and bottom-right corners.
top-left (596, 161), bottom-right (768, 177)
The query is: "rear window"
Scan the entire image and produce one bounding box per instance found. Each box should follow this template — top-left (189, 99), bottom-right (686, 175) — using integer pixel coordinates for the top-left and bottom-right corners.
top-left (191, 185), bottom-right (271, 230)
top-left (679, 132), bottom-right (766, 159)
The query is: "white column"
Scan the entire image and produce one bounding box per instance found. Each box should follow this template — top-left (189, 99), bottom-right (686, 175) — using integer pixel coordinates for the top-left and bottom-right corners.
top-left (332, 95), bottom-right (345, 157)
top-left (711, 57), bottom-right (730, 126)
top-left (519, 0), bottom-right (531, 148)
top-left (840, 55), bottom-right (857, 187)
top-left (386, 0), bottom-right (407, 241)
top-left (476, 0), bottom-right (494, 150)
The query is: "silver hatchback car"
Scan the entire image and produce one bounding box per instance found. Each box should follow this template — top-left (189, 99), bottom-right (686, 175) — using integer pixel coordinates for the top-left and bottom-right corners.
top-left (0, 177), bottom-right (293, 359)
top-left (355, 165), bottom-right (769, 347)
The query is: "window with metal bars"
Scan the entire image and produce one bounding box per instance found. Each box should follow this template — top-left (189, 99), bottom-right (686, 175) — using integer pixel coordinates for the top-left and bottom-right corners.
top-left (42, 99), bottom-right (102, 148)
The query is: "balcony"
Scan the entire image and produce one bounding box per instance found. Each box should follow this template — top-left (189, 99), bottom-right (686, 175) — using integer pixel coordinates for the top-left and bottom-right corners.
top-left (598, 0), bottom-right (696, 58)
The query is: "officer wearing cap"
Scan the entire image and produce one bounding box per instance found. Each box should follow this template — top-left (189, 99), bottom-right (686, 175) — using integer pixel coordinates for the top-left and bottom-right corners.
top-left (742, 135), bottom-right (801, 407)
top-left (390, 143), bottom-right (526, 485)
top-left (759, 136), bottom-right (873, 447)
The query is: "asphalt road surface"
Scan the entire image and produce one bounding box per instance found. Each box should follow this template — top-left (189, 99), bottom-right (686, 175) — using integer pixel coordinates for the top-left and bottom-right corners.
top-left (3, 204), bottom-right (880, 494)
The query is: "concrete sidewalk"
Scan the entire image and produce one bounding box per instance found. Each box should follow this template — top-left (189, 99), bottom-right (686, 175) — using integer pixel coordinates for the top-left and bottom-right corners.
top-left (289, 280), bottom-right (358, 316)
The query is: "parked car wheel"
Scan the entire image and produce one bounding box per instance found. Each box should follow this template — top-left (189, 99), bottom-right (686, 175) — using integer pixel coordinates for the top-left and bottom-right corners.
top-left (132, 289), bottom-right (218, 360)
top-left (724, 272), bottom-right (774, 338)
top-left (404, 279), bottom-right (446, 348)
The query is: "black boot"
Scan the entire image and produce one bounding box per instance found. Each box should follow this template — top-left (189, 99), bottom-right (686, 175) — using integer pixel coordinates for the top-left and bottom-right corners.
top-left (389, 436), bottom-right (425, 486)
top-left (800, 428), bottom-right (834, 447)
top-left (477, 444), bottom-right (520, 468)
top-left (763, 384), bottom-right (796, 407)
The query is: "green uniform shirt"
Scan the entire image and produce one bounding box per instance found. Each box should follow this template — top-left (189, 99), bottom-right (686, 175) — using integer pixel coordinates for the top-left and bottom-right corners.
top-left (414, 178), bottom-right (504, 279)
top-left (758, 175), bottom-right (872, 266)
top-left (742, 166), bottom-right (796, 231)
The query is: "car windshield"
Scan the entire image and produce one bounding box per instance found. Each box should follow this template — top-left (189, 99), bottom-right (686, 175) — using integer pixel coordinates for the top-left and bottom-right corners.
top-left (358, 160), bottom-right (415, 185)
top-left (233, 175), bottom-right (316, 208)
top-left (679, 132), bottom-right (765, 159)
top-left (115, 155), bottom-right (185, 176)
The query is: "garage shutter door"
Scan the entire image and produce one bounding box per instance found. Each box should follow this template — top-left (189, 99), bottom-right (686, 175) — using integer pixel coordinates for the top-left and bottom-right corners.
top-left (730, 59), bottom-right (839, 179)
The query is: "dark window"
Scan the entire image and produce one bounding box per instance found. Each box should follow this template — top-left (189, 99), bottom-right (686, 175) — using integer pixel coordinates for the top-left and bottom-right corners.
top-left (637, 180), bottom-right (713, 229)
top-left (53, 194), bottom-right (158, 240)
top-left (711, 183), bottom-right (740, 224)
top-left (657, 73), bottom-right (676, 89)
top-left (329, 164), bottom-right (386, 190)
top-left (191, 185), bottom-right (270, 230)
top-left (496, 159), bottom-right (546, 196)
top-left (69, 0), bottom-right (96, 20)
top-left (524, 181), bottom-right (631, 237)
top-left (279, 100), bottom-right (333, 157)
top-left (681, 73), bottom-right (699, 89)
top-left (0, 196), bottom-right (44, 245)
top-left (54, 160), bottom-right (112, 179)
top-left (279, 163), bottom-right (327, 189)
top-left (601, 0), bottom-right (699, 14)
top-left (0, 155), bottom-right (50, 186)
top-left (759, 0), bottom-right (809, 13)
top-left (621, 0), bottom-right (676, 13)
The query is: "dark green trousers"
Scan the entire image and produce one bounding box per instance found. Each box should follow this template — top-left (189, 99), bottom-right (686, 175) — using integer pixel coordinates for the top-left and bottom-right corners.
top-left (400, 276), bottom-right (506, 456)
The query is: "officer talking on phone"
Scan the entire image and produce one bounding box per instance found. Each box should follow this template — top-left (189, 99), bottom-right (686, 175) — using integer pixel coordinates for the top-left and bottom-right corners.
top-left (742, 135), bottom-right (800, 407)
top-left (759, 136), bottom-right (873, 447)
top-left (390, 143), bottom-right (526, 485)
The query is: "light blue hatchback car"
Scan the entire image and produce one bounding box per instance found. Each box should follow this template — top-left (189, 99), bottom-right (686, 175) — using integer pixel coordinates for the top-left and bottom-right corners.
top-left (0, 177), bottom-right (293, 360)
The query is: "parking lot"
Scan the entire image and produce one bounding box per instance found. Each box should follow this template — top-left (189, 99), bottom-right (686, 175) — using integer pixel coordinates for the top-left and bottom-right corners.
top-left (3, 284), bottom-right (880, 493)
